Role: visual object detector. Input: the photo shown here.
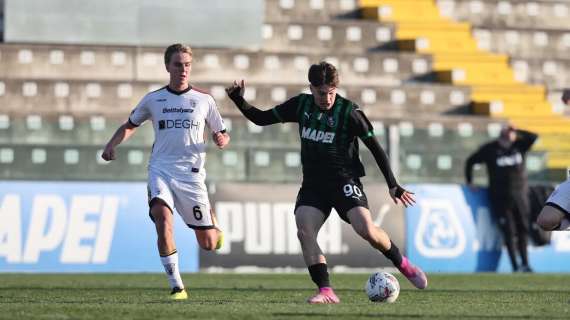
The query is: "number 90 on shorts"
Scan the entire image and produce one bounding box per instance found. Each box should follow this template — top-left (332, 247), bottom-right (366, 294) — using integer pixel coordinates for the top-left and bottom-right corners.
top-left (343, 183), bottom-right (363, 199)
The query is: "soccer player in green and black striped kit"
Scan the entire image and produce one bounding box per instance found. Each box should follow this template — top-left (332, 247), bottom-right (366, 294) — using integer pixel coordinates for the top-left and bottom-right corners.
top-left (226, 62), bottom-right (427, 304)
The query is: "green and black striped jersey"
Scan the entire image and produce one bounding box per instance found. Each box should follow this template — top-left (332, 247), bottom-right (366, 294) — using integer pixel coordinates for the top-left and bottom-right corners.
top-left (270, 93), bottom-right (375, 182)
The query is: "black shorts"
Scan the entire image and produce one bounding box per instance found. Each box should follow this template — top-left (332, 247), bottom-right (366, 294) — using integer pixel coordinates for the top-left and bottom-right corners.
top-left (294, 178), bottom-right (369, 223)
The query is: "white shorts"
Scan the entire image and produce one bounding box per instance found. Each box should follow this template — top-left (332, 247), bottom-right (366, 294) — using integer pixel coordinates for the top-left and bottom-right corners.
top-left (147, 169), bottom-right (214, 229)
top-left (545, 179), bottom-right (570, 216)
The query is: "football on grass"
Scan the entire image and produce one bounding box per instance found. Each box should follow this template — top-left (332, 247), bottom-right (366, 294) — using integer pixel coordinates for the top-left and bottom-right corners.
top-left (365, 272), bottom-right (400, 303)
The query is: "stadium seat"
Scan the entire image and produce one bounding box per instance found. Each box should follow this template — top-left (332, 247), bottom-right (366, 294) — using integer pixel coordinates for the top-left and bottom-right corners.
top-left (510, 58), bottom-right (570, 89)
top-left (0, 44), bottom-right (426, 85)
top-left (0, 144), bottom-right (149, 181)
top-left (262, 20), bottom-right (396, 54)
top-left (246, 147), bottom-right (302, 182)
top-left (1, 78), bottom-right (473, 120)
top-left (0, 0), bottom-right (562, 184)
top-left (440, 0), bottom-right (570, 32)
top-left (0, 44), bottom-right (136, 80)
top-left (359, 0), bottom-right (569, 175)
top-left (0, 113), bottom-right (153, 147)
top-left (472, 27), bottom-right (570, 59)
top-left (204, 148), bottom-right (247, 182)
top-left (265, 0), bottom-right (359, 22)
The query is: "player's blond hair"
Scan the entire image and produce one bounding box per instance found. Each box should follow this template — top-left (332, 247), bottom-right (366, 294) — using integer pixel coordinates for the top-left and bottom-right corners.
top-left (164, 43), bottom-right (193, 66)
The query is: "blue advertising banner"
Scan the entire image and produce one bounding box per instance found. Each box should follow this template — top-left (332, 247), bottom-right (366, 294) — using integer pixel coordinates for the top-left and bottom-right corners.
top-left (407, 184), bottom-right (570, 272)
top-left (0, 181), bottom-right (199, 272)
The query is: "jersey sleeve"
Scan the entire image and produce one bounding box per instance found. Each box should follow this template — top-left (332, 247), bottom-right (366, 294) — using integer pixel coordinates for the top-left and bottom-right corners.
top-left (206, 95), bottom-right (226, 133)
top-left (348, 107), bottom-right (375, 140)
top-left (351, 107), bottom-right (399, 188)
top-left (128, 94), bottom-right (152, 127)
top-left (272, 95), bottom-right (301, 123)
top-left (514, 129), bottom-right (538, 153)
top-left (465, 144), bottom-right (489, 184)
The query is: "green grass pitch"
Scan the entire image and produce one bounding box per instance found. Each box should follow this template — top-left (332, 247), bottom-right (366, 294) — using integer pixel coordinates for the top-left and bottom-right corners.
top-left (0, 273), bottom-right (568, 319)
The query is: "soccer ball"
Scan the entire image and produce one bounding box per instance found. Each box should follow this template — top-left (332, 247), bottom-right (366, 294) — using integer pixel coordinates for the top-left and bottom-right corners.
top-left (365, 272), bottom-right (400, 303)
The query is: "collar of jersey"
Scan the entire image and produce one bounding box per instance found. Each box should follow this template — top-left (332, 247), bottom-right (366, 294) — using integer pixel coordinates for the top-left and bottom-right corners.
top-left (167, 85), bottom-right (193, 95)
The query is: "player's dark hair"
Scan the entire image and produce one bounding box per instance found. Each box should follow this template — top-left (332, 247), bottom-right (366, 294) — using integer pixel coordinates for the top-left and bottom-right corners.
top-left (164, 43), bottom-right (193, 66)
top-left (308, 61), bottom-right (339, 87)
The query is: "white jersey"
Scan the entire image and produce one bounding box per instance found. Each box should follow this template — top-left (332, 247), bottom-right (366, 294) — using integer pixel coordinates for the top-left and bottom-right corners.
top-left (546, 178), bottom-right (570, 216)
top-left (129, 86), bottom-right (226, 182)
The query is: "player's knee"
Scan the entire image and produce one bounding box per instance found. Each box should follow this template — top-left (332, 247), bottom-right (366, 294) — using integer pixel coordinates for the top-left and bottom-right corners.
top-left (150, 207), bottom-right (170, 224)
top-left (351, 221), bottom-right (373, 240)
top-left (152, 213), bottom-right (165, 224)
top-left (359, 226), bottom-right (377, 243)
top-left (296, 229), bottom-right (306, 241)
top-left (536, 211), bottom-right (557, 231)
top-left (351, 223), bottom-right (366, 238)
top-left (152, 213), bottom-right (170, 229)
top-left (297, 228), bottom-right (315, 243)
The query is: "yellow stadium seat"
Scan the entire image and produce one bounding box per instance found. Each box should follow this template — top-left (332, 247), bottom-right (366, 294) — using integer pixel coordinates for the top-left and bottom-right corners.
top-left (472, 101), bottom-right (555, 117)
top-left (359, 0), bottom-right (568, 171)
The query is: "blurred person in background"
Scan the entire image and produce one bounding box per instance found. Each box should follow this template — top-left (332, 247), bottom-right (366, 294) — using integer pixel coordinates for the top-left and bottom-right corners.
top-left (537, 89), bottom-right (570, 232)
top-left (226, 61), bottom-right (427, 304)
top-left (465, 124), bottom-right (538, 272)
top-left (101, 43), bottom-right (229, 300)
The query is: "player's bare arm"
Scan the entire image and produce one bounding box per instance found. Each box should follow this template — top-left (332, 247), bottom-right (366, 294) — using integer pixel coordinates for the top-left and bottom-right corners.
top-left (101, 121), bottom-right (138, 161)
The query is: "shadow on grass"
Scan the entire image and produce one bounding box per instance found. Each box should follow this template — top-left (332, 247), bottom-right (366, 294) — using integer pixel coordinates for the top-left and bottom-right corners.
top-left (273, 312), bottom-right (570, 319)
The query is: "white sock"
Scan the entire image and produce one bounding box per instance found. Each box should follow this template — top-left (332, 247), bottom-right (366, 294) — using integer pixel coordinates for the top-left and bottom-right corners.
top-left (160, 251), bottom-right (184, 289)
top-left (556, 218), bottom-right (570, 231)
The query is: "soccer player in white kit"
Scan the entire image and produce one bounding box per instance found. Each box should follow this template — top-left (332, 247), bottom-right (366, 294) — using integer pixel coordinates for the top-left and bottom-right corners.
top-left (101, 44), bottom-right (229, 300)
top-left (537, 89), bottom-right (570, 232)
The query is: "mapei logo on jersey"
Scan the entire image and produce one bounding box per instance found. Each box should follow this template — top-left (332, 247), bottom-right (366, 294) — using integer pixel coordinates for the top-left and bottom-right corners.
top-left (158, 119), bottom-right (200, 130)
top-left (162, 106), bottom-right (193, 113)
top-left (414, 199), bottom-right (466, 258)
top-left (301, 127), bottom-right (335, 143)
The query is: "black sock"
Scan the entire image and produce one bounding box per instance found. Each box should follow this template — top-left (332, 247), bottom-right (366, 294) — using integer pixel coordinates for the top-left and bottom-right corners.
top-left (518, 236), bottom-right (529, 267)
top-left (504, 236), bottom-right (518, 271)
top-left (308, 263), bottom-right (330, 289)
top-left (381, 241), bottom-right (403, 267)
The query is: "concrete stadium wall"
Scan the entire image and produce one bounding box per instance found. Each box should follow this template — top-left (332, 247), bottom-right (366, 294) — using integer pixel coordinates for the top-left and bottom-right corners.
top-left (4, 0), bottom-right (263, 47)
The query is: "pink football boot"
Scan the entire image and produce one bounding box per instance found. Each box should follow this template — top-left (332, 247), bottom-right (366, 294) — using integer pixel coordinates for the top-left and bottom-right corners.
top-left (398, 256), bottom-right (428, 289)
top-left (307, 287), bottom-right (340, 304)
